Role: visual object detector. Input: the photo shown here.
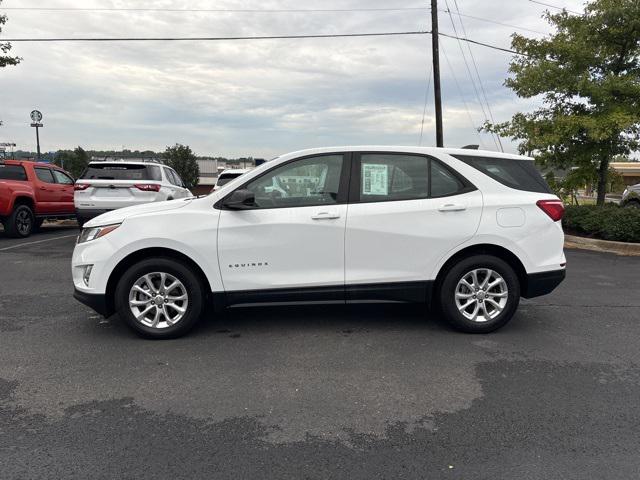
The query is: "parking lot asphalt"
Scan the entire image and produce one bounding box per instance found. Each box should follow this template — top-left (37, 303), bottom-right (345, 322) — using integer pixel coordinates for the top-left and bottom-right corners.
top-left (1, 225), bottom-right (639, 479)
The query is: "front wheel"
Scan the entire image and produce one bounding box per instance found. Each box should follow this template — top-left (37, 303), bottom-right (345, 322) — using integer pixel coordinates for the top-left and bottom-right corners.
top-left (115, 257), bottom-right (204, 339)
top-left (439, 255), bottom-right (520, 333)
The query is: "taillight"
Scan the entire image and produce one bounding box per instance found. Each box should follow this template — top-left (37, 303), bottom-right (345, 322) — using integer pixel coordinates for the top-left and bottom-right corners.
top-left (134, 184), bottom-right (161, 192)
top-left (74, 183), bottom-right (90, 191)
top-left (536, 199), bottom-right (564, 221)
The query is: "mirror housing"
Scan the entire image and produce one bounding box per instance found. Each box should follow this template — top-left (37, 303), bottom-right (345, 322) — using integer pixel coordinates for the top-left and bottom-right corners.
top-left (224, 189), bottom-right (255, 210)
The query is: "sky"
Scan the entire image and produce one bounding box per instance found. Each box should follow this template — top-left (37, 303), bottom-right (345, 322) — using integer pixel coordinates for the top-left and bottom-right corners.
top-left (0, 0), bottom-right (586, 158)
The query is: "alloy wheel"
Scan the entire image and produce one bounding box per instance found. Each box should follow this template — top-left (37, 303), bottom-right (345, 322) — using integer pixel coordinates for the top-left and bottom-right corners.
top-left (16, 209), bottom-right (32, 236)
top-left (128, 272), bottom-right (189, 329)
top-left (454, 268), bottom-right (508, 323)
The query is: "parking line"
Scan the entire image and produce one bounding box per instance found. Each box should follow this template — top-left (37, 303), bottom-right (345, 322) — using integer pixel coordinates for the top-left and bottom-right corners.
top-left (0, 234), bottom-right (78, 252)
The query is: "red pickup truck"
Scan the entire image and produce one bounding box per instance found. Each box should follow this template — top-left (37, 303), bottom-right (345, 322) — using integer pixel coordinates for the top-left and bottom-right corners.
top-left (0, 160), bottom-right (76, 238)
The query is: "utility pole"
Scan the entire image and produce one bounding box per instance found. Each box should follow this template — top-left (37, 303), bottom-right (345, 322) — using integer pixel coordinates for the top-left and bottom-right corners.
top-left (431, 0), bottom-right (444, 147)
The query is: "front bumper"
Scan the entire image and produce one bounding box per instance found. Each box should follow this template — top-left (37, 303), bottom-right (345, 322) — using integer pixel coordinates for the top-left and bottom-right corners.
top-left (73, 288), bottom-right (113, 317)
top-left (522, 269), bottom-right (566, 298)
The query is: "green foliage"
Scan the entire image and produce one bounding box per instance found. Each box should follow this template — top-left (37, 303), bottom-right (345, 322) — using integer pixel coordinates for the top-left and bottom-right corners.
top-left (163, 144), bottom-right (200, 189)
top-left (483, 0), bottom-right (640, 206)
top-left (53, 146), bottom-right (89, 179)
top-left (546, 166), bottom-right (626, 204)
top-left (0, 1), bottom-right (20, 68)
top-left (563, 204), bottom-right (640, 242)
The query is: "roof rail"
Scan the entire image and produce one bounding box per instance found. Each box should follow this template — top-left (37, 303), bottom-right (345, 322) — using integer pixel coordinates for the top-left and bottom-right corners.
top-left (461, 144), bottom-right (480, 150)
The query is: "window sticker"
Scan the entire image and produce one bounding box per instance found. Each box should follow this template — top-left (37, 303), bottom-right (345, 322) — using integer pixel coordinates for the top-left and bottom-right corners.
top-left (362, 163), bottom-right (388, 195)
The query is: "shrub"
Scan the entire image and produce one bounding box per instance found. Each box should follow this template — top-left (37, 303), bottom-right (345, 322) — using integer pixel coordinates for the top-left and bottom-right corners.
top-left (563, 204), bottom-right (640, 243)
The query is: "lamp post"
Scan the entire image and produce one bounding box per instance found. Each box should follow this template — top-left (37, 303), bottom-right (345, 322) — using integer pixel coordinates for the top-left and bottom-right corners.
top-left (30, 110), bottom-right (43, 160)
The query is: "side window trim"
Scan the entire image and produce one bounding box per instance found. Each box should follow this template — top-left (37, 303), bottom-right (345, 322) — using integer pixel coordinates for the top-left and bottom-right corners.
top-left (348, 152), bottom-right (476, 204)
top-left (215, 152), bottom-right (352, 210)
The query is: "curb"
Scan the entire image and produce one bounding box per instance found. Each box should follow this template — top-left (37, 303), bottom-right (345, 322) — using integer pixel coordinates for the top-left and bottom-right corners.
top-left (564, 234), bottom-right (640, 256)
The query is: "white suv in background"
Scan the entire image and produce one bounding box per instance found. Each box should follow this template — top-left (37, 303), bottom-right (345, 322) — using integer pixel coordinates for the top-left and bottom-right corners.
top-left (72, 146), bottom-right (566, 339)
top-left (74, 160), bottom-right (192, 226)
top-left (213, 168), bottom-right (250, 191)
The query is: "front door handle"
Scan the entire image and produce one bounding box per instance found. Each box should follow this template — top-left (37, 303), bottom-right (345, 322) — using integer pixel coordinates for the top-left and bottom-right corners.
top-left (311, 211), bottom-right (340, 220)
top-left (438, 203), bottom-right (466, 212)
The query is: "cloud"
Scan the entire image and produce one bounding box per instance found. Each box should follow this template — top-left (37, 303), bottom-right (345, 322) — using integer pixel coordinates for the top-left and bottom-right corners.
top-left (0, 0), bottom-right (585, 157)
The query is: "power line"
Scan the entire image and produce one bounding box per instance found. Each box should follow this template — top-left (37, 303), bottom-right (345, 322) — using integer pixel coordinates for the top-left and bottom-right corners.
top-left (528, 0), bottom-right (582, 15)
top-left (1, 5), bottom-right (550, 36)
top-left (2, 30), bottom-right (528, 57)
top-left (443, 0), bottom-right (499, 150)
top-left (444, 10), bottom-right (547, 35)
top-left (451, 0), bottom-right (504, 151)
top-left (419, 50), bottom-right (434, 146)
top-left (0, 6), bottom-right (430, 13)
top-left (440, 42), bottom-right (487, 149)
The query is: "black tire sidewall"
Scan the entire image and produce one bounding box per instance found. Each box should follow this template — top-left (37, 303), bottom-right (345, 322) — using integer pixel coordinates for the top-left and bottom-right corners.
top-left (115, 257), bottom-right (204, 339)
top-left (8, 205), bottom-right (34, 238)
top-left (439, 255), bottom-right (520, 333)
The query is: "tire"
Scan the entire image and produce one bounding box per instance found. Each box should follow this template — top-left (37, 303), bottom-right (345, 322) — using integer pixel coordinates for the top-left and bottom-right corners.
top-left (624, 200), bottom-right (640, 209)
top-left (5, 204), bottom-right (35, 238)
top-left (438, 255), bottom-right (520, 333)
top-left (33, 218), bottom-right (45, 232)
top-left (115, 257), bottom-right (204, 339)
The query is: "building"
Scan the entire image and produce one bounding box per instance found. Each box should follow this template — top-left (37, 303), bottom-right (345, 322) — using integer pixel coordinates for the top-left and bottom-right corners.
top-left (193, 158), bottom-right (220, 196)
top-left (610, 162), bottom-right (640, 187)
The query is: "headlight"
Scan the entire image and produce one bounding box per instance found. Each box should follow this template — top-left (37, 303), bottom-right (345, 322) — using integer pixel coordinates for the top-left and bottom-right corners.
top-left (77, 224), bottom-right (121, 244)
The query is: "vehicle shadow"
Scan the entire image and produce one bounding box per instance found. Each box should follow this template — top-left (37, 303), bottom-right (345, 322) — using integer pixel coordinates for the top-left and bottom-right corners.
top-left (93, 300), bottom-right (539, 341)
top-left (0, 223), bottom-right (79, 241)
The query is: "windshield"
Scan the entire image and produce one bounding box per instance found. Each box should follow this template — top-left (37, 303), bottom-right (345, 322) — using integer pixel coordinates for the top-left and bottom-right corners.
top-left (80, 164), bottom-right (162, 181)
top-left (216, 173), bottom-right (243, 186)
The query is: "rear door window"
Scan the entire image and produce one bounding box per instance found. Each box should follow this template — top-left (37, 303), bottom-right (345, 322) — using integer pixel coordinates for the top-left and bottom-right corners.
top-left (80, 164), bottom-right (162, 181)
top-left (35, 167), bottom-right (55, 184)
top-left (0, 165), bottom-right (27, 181)
top-left (52, 170), bottom-right (74, 185)
top-left (170, 170), bottom-right (185, 187)
top-left (452, 155), bottom-right (552, 193)
top-left (353, 153), bottom-right (473, 202)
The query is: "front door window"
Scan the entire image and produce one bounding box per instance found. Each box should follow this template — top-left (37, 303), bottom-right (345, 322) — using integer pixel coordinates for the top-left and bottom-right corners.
top-left (244, 155), bottom-right (343, 209)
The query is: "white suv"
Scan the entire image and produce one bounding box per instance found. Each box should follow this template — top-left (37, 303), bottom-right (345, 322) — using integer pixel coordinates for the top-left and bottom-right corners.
top-left (213, 168), bottom-right (250, 191)
top-left (74, 160), bottom-right (192, 226)
top-left (72, 146), bottom-right (566, 339)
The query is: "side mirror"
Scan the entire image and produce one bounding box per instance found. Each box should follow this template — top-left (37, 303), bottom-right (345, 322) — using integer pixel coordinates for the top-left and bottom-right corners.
top-left (224, 189), bottom-right (255, 210)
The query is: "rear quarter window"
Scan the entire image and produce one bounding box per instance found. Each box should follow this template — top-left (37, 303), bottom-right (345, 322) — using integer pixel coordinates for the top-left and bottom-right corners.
top-left (452, 155), bottom-right (552, 194)
top-left (80, 164), bottom-right (162, 181)
top-left (0, 165), bottom-right (27, 181)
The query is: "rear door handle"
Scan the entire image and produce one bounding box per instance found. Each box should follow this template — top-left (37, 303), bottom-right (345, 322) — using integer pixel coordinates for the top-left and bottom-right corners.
top-left (438, 203), bottom-right (466, 212)
top-left (311, 211), bottom-right (340, 220)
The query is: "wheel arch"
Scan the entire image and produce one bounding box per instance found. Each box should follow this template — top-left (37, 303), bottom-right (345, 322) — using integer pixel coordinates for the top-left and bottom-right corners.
top-left (432, 243), bottom-right (527, 303)
top-left (12, 195), bottom-right (35, 210)
top-left (104, 247), bottom-right (213, 316)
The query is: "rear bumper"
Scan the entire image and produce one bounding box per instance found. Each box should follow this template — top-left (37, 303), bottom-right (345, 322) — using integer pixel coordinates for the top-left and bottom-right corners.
top-left (75, 208), bottom-right (112, 222)
top-left (523, 269), bottom-right (566, 298)
top-left (73, 288), bottom-right (113, 317)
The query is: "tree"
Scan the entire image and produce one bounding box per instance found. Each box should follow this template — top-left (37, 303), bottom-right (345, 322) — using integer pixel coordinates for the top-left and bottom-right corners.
top-left (0, 1), bottom-right (20, 69)
top-left (1, 1), bottom-right (21, 126)
top-left (483, 0), bottom-right (640, 206)
top-left (54, 146), bottom-right (89, 179)
top-left (163, 144), bottom-right (200, 189)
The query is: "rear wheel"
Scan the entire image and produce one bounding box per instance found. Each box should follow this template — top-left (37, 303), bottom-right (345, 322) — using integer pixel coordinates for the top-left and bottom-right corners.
top-left (115, 257), bottom-right (204, 339)
top-left (5, 204), bottom-right (35, 238)
top-left (624, 200), bottom-right (640, 209)
top-left (439, 255), bottom-right (520, 333)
